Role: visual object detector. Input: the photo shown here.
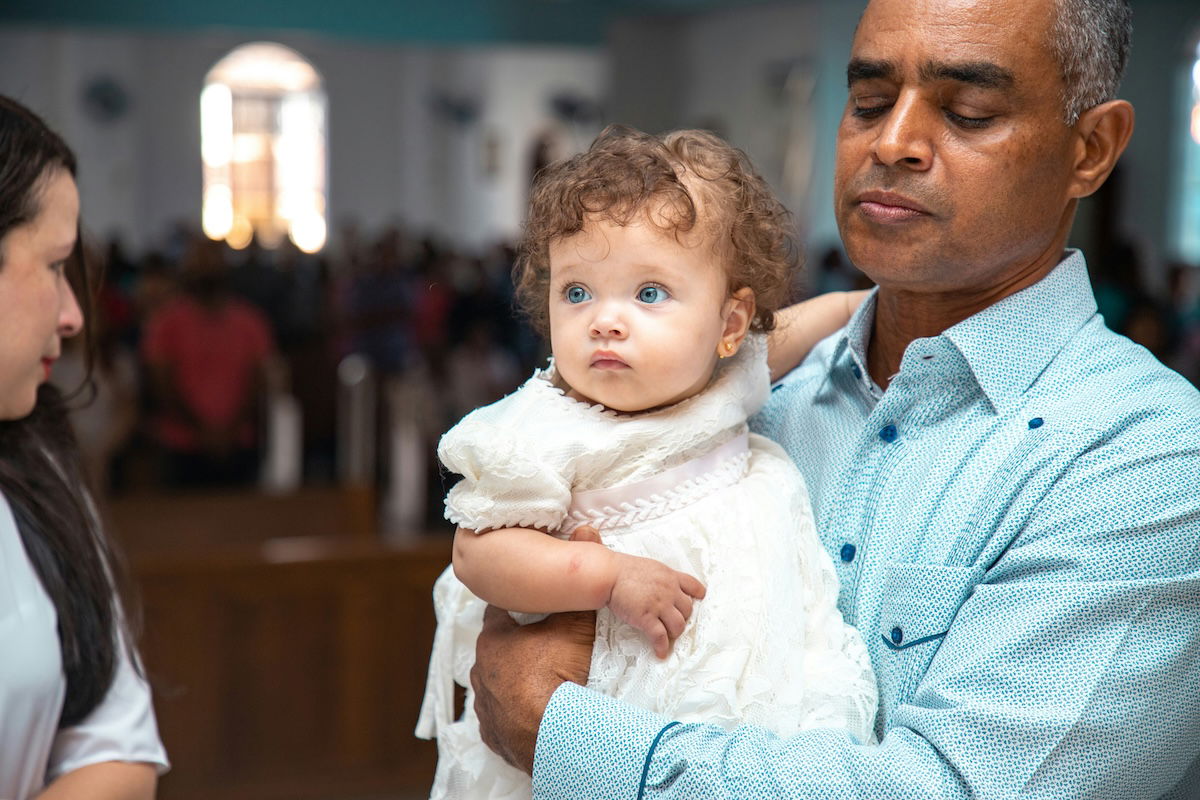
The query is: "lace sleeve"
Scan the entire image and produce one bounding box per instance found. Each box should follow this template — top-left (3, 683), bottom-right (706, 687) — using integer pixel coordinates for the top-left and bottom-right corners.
top-left (437, 413), bottom-right (573, 533)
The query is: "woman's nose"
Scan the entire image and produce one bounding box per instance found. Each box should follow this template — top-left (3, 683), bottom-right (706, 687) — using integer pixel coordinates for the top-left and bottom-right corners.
top-left (58, 281), bottom-right (84, 338)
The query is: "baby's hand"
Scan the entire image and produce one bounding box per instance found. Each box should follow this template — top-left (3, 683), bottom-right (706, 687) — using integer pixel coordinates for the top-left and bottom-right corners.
top-left (607, 553), bottom-right (706, 659)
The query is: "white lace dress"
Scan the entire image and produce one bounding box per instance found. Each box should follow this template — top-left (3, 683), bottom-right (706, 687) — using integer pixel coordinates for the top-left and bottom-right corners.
top-left (416, 335), bottom-right (877, 800)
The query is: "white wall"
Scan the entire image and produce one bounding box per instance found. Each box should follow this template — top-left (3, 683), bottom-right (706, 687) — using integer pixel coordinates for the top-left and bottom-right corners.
top-left (0, 26), bottom-right (606, 255)
top-left (4, 1), bottom-right (1197, 273)
top-left (608, 0), bottom-right (1200, 285)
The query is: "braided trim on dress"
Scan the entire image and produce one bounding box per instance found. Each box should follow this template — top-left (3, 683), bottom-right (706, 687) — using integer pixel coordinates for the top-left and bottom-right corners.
top-left (562, 448), bottom-right (751, 534)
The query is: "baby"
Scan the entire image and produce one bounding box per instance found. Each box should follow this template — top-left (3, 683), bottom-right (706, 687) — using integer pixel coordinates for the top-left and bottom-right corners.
top-left (417, 125), bottom-right (876, 800)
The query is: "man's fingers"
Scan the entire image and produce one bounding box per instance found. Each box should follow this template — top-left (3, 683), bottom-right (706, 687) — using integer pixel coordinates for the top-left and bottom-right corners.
top-left (481, 603), bottom-right (520, 632)
top-left (544, 609), bottom-right (600, 646)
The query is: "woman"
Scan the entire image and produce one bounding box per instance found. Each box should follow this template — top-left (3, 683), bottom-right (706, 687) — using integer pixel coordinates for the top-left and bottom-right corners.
top-left (0, 95), bottom-right (168, 798)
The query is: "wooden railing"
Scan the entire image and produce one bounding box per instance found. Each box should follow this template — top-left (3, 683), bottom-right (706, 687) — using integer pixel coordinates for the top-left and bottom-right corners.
top-left (109, 489), bottom-right (451, 800)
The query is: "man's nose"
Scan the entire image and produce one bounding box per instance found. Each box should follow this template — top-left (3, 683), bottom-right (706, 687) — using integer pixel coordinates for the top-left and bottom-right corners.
top-left (872, 91), bottom-right (934, 171)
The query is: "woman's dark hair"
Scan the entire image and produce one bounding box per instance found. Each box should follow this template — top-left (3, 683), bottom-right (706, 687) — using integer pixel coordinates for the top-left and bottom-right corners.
top-left (0, 94), bottom-right (133, 727)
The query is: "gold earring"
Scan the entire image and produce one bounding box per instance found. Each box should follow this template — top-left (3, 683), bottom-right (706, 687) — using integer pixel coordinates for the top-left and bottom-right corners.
top-left (719, 340), bottom-right (735, 359)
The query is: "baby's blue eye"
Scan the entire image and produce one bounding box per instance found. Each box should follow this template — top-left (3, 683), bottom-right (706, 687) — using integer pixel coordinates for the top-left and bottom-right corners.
top-left (566, 286), bottom-right (591, 303)
top-left (637, 286), bottom-right (669, 304)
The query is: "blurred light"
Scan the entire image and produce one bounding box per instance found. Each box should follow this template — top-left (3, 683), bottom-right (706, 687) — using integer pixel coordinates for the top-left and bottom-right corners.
top-left (289, 211), bottom-right (327, 253)
top-left (227, 215), bottom-right (254, 250)
top-left (202, 185), bottom-right (233, 240)
top-left (233, 133), bottom-right (268, 163)
top-left (208, 42), bottom-right (321, 92)
top-left (200, 83), bottom-right (233, 168)
top-left (202, 43), bottom-right (327, 256)
top-left (1192, 104), bottom-right (1200, 147)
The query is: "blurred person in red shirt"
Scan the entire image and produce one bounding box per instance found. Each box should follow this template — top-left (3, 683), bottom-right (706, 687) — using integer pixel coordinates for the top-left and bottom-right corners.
top-left (141, 237), bottom-right (275, 487)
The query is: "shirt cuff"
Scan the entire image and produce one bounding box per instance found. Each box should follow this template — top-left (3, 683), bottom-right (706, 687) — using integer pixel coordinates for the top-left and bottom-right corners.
top-left (532, 682), bottom-right (672, 800)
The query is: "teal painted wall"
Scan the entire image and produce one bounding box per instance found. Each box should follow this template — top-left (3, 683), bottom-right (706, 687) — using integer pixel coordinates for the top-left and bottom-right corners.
top-left (0, 0), bottom-right (779, 45)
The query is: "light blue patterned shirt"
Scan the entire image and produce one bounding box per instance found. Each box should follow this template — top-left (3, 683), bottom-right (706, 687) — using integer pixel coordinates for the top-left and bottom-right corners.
top-left (532, 250), bottom-right (1200, 799)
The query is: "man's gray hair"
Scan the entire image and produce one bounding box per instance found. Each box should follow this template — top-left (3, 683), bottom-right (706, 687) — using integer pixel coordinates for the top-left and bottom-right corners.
top-left (1048, 0), bottom-right (1133, 124)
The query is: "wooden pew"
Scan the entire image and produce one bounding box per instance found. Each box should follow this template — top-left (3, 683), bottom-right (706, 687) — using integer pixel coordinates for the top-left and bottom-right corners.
top-left (108, 489), bottom-right (451, 800)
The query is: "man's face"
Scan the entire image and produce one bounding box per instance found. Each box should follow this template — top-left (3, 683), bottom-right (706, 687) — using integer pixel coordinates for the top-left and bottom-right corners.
top-left (835, 0), bottom-right (1080, 294)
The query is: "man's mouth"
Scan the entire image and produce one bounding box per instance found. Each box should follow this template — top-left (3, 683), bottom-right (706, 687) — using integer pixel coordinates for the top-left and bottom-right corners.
top-left (855, 190), bottom-right (933, 223)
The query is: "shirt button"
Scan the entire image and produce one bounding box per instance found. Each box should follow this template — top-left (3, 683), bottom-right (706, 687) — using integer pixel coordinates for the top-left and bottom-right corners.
top-left (879, 424), bottom-right (898, 443)
top-left (840, 543), bottom-right (857, 563)
top-left (851, 363), bottom-right (862, 379)
top-left (1028, 417), bottom-right (1044, 429)
top-left (891, 626), bottom-right (904, 645)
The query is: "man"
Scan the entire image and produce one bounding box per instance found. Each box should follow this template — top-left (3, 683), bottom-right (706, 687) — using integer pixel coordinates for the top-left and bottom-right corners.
top-left (469, 0), bottom-right (1200, 796)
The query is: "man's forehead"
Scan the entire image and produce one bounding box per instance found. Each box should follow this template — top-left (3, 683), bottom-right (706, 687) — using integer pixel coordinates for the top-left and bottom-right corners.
top-left (856, 0), bottom-right (1054, 47)
top-left (852, 0), bottom-right (1056, 78)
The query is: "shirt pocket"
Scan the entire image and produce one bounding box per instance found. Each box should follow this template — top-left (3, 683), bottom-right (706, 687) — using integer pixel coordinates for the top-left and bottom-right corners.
top-left (876, 562), bottom-right (983, 713)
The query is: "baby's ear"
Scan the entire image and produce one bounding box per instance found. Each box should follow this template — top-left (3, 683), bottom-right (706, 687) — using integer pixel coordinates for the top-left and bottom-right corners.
top-left (721, 287), bottom-right (755, 347)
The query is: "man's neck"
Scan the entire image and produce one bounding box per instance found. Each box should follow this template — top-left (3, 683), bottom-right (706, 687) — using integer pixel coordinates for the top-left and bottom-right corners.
top-left (866, 252), bottom-right (1068, 389)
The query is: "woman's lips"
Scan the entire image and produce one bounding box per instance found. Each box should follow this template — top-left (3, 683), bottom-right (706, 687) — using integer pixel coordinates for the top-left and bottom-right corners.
top-left (42, 358), bottom-right (55, 379)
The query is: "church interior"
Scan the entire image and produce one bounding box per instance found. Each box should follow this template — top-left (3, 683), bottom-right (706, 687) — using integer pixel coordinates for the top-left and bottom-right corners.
top-left (2, 0), bottom-right (1199, 797)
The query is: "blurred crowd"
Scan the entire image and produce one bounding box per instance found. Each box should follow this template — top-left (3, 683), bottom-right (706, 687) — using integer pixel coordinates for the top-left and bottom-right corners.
top-left (58, 222), bottom-right (1200, 524)
top-left (55, 223), bottom-right (539, 519)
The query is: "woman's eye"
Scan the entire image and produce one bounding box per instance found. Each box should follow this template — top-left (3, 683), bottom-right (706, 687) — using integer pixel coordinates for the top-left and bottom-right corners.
top-left (637, 286), bottom-right (669, 304)
top-left (50, 260), bottom-right (66, 274)
top-left (566, 286), bottom-right (591, 303)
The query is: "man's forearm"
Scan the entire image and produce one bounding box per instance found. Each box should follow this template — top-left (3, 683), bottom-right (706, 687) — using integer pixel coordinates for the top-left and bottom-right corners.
top-left (533, 570), bottom-right (1200, 800)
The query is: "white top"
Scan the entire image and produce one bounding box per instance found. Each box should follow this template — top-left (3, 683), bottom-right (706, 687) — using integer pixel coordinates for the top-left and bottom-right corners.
top-left (0, 492), bottom-right (168, 800)
top-left (439, 334), bottom-right (768, 534)
top-left (421, 335), bottom-right (877, 800)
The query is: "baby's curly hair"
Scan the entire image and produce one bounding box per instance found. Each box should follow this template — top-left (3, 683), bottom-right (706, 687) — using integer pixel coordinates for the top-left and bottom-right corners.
top-left (513, 124), bottom-right (799, 337)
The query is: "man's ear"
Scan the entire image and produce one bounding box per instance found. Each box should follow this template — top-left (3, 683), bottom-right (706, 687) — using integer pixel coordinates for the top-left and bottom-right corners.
top-left (1068, 99), bottom-right (1134, 200)
top-left (720, 287), bottom-right (756, 355)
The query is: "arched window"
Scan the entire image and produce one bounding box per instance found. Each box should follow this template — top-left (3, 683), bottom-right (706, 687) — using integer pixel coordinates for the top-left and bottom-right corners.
top-left (201, 42), bottom-right (328, 253)
top-left (1175, 38), bottom-right (1200, 263)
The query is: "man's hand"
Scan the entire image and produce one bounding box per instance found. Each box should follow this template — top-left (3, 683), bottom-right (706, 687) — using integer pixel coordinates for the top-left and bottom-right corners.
top-left (608, 552), bottom-right (706, 658)
top-left (472, 604), bottom-right (597, 774)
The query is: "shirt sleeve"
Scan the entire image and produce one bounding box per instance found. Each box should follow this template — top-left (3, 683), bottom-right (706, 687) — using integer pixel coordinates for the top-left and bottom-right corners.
top-left (437, 401), bottom-right (573, 533)
top-left (532, 425), bottom-right (1200, 799)
top-left (46, 633), bottom-right (170, 782)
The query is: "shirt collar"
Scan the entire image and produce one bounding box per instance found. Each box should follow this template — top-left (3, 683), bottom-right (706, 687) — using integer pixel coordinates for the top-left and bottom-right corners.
top-left (832, 250), bottom-right (1098, 411)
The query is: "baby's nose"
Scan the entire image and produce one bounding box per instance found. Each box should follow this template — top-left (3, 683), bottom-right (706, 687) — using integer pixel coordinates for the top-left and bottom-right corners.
top-left (589, 308), bottom-right (627, 338)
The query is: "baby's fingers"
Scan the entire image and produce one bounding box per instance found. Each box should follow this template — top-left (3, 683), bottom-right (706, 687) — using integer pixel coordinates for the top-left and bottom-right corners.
top-left (678, 571), bottom-right (706, 600)
top-left (675, 591), bottom-right (694, 621)
top-left (648, 621), bottom-right (671, 659)
top-left (662, 606), bottom-right (687, 641)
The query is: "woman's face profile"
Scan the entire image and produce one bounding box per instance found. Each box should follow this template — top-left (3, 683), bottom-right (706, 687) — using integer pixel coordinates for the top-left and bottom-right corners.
top-left (0, 168), bottom-right (84, 420)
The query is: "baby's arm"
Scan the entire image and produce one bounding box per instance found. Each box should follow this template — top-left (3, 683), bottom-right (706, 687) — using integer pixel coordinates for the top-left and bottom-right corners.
top-left (453, 526), bottom-right (706, 658)
top-left (767, 290), bottom-right (870, 381)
